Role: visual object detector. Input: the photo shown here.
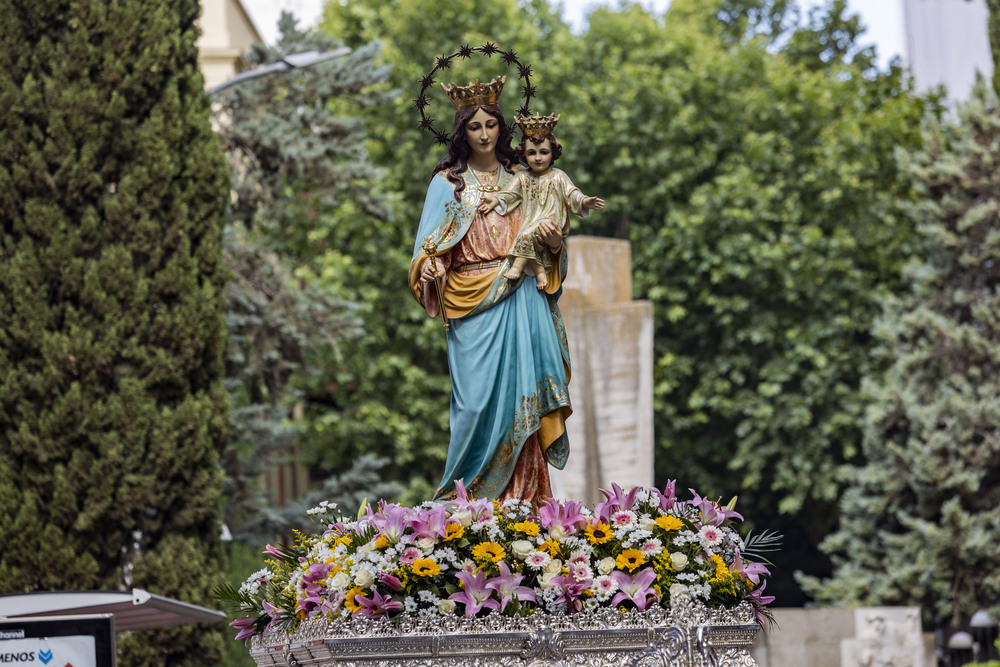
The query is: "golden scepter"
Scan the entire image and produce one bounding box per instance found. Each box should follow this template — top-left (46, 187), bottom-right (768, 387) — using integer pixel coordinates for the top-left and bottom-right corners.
top-left (421, 237), bottom-right (450, 331)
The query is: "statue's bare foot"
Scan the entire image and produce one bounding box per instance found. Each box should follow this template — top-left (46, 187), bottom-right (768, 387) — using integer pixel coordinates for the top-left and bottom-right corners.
top-left (504, 268), bottom-right (523, 280)
top-left (535, 273), bottom-right (548, 290)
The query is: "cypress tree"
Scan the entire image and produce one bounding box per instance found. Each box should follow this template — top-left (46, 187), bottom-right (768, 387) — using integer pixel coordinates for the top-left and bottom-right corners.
top-left (0, 2), bottom-right (230, 664)
top-left (800, 80), bottom-right (1000, 627)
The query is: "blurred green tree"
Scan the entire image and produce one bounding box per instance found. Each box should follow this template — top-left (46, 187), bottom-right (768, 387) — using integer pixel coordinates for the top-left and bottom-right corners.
top-left (799, 79), bottom-right (1000, 627)
top-left (212, 15), bottom-right (402, 546)
top-left (530, 0), bottom-right (928, 601)
top-left (0, 1), bottom-right (230, 664)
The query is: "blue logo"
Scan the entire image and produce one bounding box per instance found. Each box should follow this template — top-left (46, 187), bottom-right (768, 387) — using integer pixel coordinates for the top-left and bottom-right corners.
top-left (39, 649), bottom-right (53, 664)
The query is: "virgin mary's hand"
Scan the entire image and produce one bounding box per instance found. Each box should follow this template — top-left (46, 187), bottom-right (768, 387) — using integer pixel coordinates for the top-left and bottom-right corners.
top-left (537, 220), bottom-right (563, 249)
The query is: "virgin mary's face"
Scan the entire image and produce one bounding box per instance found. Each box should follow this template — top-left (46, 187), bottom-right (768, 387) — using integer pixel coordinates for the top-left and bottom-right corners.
top-left (465, 108), bottom-right (500, 158)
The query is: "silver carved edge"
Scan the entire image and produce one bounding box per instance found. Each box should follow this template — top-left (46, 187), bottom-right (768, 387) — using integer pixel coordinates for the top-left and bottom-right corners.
top-left (248, 602), bottom-right (759, 666)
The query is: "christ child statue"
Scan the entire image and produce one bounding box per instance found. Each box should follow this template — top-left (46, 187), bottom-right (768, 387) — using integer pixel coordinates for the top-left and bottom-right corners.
top-left (477, 113), bottom-right (604, 289)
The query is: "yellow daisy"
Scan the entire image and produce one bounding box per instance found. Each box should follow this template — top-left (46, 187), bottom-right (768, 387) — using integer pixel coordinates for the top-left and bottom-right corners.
top-left (443, 521), bottom-right (464, 542)
top-left (513, 521), bottom-right (541, 537)
top-left (344, 586), bottom-right (364, 613)
top-left (411, 558), bottom-right (442, 577)
top-left (471, 542), bottom-right (506, 563)
top-left (615, 548), bottom-right (646, 572)
top-left (584, 521), bottom-right (613, 545)
top-left (655, 516), bottom-right (685, 532)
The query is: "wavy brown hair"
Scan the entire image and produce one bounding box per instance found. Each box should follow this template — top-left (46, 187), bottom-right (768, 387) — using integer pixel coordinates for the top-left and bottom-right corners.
top-left (432, 105), bottom-right (519, 202)
top-left (515, 133), bottom-right (562, 166)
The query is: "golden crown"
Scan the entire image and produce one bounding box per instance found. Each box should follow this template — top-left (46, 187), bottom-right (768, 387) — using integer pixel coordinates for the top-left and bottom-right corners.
top-left (440, 76), bottom-right (506, 110)
top-left (516, 112), bottom-right (560, 138)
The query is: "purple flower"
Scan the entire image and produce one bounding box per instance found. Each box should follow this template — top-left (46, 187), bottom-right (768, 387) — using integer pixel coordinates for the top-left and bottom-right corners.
top-left (747, 581), bottom-right (775, 625)
top-left (610, 568), bottom-right (660, 611)
top-left (536, 497), bottom-right (587, 534)
top-left (687, 490), bottom-right (743, 526)
top-left (485, 562), bottom-right (536, 612)
top-left (379, 572), bottom-right (404, 592)
top-left (230, 616), bottom-right (257, 645)
top-left (652, 480), bottom-right (677, 512)
top-left (595, 482), bottom-right (640, 522)
top-left (410, 505), bottom-right (449, 540)
top-left (449, 569), bottom-right (499, 617)
top-left (731, 550), bottom-right (770, 586)
top-left (370, 503), bottom-right (415, 542)
top-left (450, 479), bottom-right (494, 523)
top-left (354, 589), bottom-right (403, 619)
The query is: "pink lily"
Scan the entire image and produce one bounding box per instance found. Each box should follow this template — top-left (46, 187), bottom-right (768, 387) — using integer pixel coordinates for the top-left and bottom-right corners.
top-left (450, 479), bottom-right (494, 523)
top-left (449, 569), bottom-right (499, 617)
top-left (536, 497), bottom-right (587, 534)
top-left (230, 616), bottom-right (258, 645)
top-left (687, 490), bottom-right (743, 526)
top-left (379, 572), bottom-right (405, 592)
top-left (610, 568), bottom-right (660, 611)
top-left (747, 581), bottom-right (775, 625)
top-left (731, 550), bottom-right (770, 586)
top-left (595, 482), bottom-right (640, 522)
top-left (370, 503), bottom-right (415, 543)
top-left (410, 505), bottom-right (450, 540)
top-left (651, 479), bottom-right (677, 512)
top-left (354, 589), bottom-right (403, 619)
top-left (485, 562), bottom-right (536, 612)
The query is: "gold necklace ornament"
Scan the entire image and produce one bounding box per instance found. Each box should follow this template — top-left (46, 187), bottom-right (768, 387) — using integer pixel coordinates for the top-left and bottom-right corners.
top-left (471, 165), bottom-right (501, 192)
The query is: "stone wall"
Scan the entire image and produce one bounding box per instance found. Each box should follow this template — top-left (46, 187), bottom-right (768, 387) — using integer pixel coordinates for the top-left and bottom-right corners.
top-left (550, 236), bottom-right (655, 504)
top-left (750, 608), bottom-right (935, 667)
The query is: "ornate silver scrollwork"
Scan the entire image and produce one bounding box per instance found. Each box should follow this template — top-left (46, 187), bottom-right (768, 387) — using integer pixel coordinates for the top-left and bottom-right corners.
top-left (521, 625), bottom-right (567, 661)
top-left (249, 603), bottom-right (760, 667)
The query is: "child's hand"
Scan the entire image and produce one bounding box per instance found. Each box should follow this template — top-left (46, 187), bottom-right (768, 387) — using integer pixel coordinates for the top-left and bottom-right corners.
top-left (584, 196), bottom-right (605, 210)
top-left (478, 195), bottom-right (499, 213)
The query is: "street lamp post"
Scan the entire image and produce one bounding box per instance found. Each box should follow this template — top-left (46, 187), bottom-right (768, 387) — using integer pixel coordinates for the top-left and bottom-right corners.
top-left (208, 47), bottom-right (351, 96)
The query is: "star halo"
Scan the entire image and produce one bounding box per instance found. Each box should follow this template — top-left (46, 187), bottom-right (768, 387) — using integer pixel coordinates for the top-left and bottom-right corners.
top-left (414, 44), bottom-right (537, 145)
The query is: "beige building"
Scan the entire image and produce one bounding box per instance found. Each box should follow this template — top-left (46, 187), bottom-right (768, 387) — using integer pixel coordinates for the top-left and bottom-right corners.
top-left (903, 0), bottom-right (992, 100)
top-left (197, 0), bottom-right (263, 92)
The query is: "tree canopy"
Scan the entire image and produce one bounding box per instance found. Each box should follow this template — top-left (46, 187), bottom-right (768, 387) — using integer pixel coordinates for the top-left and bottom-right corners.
top-left (800, 79), bottom-right (1000, 627)
top-left (0, 1), bottom-right (230, 663)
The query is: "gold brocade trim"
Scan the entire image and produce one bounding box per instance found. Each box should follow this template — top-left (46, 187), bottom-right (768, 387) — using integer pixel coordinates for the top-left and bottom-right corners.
top-left (454, 375), bottom-right (572, 500)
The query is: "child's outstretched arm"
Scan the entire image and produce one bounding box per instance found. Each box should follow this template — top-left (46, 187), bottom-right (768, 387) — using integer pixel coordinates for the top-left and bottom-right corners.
top-left (583, 196), bottom-right (605, 210)
top-left (477, 195), bottom-right (499, 214)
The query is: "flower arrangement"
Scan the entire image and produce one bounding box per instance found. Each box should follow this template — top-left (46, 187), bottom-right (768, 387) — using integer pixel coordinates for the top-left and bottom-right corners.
top-left (218, 481), bottom-right (777, 644)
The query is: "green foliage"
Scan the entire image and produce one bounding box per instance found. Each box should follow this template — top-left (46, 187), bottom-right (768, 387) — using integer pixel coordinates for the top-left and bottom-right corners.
top-left (0, 1), bottom-right (229, 663)
top-left (799, 79), bottom-right (1000, 627)
top-left (565, 0), bottom-right (927, 519)
top-left (212, 15), bottom-right (399, 542)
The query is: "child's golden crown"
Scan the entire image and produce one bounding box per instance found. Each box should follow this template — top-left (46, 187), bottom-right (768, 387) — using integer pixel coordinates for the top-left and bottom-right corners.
top-left (440, 76), bottom-right (506, 110)
top-left (516, 112), bottom-right (560, 138)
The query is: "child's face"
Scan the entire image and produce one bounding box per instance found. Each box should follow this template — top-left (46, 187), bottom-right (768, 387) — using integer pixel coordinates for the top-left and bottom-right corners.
top-left (525, 139), bottom-right (553, 173)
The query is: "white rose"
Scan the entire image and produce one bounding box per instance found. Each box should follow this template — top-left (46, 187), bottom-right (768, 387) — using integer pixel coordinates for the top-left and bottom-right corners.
top-left (438, 599), bottom-right (456, 614)
top-left (543, 558), bottom-right (562, 574)
top-left (330, 572), bottom-right (350, 590)
top-left (548, 525), bottom-right (567, 540)
top-left (452, 511), bottom-right (473, 527)
top-left (639, 517), bottom-right (657, 532)
top-left (512, 540), bottom-right (534, 560)
top-left (597, 557), bottom-right (615, 575)
top-left (415, 536), bottom-right (436, 553)
top-left (354, 568), bottom-right (374, 589)
top-left (670, 552), bottom-right (688, 571)
top-left (539, 572), bottom-right (559, 589)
